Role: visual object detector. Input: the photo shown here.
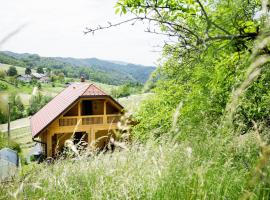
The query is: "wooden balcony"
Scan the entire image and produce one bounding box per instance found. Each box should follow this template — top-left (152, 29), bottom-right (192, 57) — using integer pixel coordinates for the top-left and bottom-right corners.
top-left (59, 114), bottom-right (121, 127)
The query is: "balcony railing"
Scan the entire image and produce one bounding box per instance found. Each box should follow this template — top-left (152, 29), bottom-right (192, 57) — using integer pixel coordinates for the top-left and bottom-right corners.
top-left (59, 114), bottom-right (121, 127)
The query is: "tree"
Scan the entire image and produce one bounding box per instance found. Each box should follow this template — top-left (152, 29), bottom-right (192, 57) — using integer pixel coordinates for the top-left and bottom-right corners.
top-left (37, 67), bottom-right (44, 74)
top-left (58, 72), bottom-right (65, 83)
top-left (25, 67), bottom-right (32, 75)
top-left (27, 93), bottom-right (52, 115)
top-left (6, 66), bottom-right (17, 76)
top-left (9, 94), bottom-right (25, 120)
top-left (90, 0), bottom-right (270, 139)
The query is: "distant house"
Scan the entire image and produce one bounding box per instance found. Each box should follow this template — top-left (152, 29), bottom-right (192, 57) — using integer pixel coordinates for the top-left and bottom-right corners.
top-left (17, 73), bottom-right (50, 83)
top-left (30, 81), bottom-right (124, 158)
top-left (16, 74), bottom-right (32, 83)
top-left (31, 73), bottom-right (45, 79)
top-left (39, 76), bottom-right (50, 83)
top-left (0, 148), bottom-right (19, 181)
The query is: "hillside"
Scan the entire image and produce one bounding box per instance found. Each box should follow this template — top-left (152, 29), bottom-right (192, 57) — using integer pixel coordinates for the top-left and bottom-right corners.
top-left (0, 51), bottom-right (155, 85)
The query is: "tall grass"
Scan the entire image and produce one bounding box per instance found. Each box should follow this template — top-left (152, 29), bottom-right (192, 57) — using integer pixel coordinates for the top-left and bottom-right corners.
top-left (0, 130), bottom-right (266, 200)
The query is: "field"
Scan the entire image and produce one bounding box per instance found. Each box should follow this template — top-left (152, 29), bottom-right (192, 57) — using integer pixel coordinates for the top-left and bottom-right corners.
top-left (0, 63), bottom-right (37, 75)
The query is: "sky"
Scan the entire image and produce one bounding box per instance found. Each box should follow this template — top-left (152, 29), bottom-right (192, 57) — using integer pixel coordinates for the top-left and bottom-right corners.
top-left (0, 0), bottom-right (164, 66)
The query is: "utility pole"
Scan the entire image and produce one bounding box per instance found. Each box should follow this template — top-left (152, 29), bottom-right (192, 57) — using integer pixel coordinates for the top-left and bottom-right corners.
top-left (7, 102), bottom-right (11, 146)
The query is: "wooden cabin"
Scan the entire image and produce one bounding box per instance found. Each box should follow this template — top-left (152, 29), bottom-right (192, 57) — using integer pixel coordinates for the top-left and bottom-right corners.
top-left (30, 82), bottom-right (123, 157)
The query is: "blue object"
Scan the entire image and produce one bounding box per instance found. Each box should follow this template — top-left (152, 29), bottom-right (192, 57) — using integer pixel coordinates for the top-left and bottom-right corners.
top-left (0, 148), bottom-right (19, 167)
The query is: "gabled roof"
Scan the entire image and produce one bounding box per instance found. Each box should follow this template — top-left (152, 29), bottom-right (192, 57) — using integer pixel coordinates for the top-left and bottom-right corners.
top-left (30, 83), bottom-right (123, 138)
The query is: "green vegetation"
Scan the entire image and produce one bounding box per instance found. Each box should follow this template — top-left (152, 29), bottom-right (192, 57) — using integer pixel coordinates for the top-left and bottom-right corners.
top-left (25, 67), bottom-right (31, 75)
top-left (6, 66), bottom-right (18, 76)
top-left (1, 51), bottom-right (155, 85)
top-left (0, 132), bottom-right (21, 153)
top-left (2, 0), bottom-right (270, 199)
top-left (27, 93), bottom-right (52, 115)
top-left (111, 82), bottom-right (143, 98)
top-left (36, 67), bottom-right (44, 74)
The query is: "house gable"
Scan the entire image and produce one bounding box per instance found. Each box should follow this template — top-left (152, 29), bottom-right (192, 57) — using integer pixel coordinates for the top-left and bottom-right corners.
top-left (30, 83), bottom-right (123, 138)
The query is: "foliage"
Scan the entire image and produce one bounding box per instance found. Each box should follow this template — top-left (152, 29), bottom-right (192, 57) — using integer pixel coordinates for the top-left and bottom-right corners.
top-left (25, 67), bottom-right (31, 75)
top-left (36, 67), bottom-right (44, 74)
top-left (1, 51), bottom-right (155, 85)
top-left (0, 82), bottom-right (8, 91)
top-left (0, 52), bottom-right (26, 67)
top-left (111, 82), bottom-right (142, 98)
top-left (6, 66), bottom-right (18, 76)
top-left (0, 109), bottom-right (7, 124)
top-left (27, 93), bottom-right (52, 115)
top-left (9, 94), bottom-right (25, 121)
top-left (1, 132), bottom-right (269, 199)
top-left (0, 132), bottom-right (21, 153)
top-left (113, 0), bottom-right (270, 141)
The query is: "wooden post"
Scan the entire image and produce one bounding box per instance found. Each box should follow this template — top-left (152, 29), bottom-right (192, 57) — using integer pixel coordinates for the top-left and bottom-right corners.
top-left (47, 130), bottom-right (52, 157)
top-left (103, 101), bottom-right (107, 124)
top-left (91, 129), bottom-right (95, 143)
top-left (7, 102), bottom-right (11, 146)
top-left (78, 100), bottom-right (81, 116)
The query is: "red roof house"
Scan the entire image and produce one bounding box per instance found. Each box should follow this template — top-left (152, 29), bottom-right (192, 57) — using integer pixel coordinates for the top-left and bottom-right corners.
top-left (30, 82), bottom-right (123, 157)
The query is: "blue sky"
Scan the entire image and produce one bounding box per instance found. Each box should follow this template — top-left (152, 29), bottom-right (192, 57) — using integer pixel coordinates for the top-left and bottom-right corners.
top-left (0, 0), bottom-right (164, 66)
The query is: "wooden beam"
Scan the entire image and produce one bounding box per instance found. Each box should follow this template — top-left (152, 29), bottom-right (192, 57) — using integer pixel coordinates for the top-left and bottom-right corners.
top-left (103, 100), bottom-right (107, 124)
top-left (78, 100), bottom-right (81, 116)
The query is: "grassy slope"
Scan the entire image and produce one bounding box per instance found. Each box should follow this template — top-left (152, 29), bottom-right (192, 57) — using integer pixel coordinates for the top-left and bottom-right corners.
top-left (0, 90), bottom-right (266, 198)
top-left (0, 63), bottom-right (36, 74)
top-left (0, 132), bottom-right (262, 199)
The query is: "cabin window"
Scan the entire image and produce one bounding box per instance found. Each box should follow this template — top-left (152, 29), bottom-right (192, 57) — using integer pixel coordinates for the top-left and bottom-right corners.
top-left (81, 100), bottom-right (93, 115)
top-left (81, 100), bottom-right (104, 115)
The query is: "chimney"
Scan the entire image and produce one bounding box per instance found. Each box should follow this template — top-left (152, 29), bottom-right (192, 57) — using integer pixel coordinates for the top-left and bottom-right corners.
top-left (80, 75), bottom-right (85, 82)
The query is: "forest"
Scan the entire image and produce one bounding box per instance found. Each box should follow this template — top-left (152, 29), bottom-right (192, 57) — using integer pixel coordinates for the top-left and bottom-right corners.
top-left (1, 0), bottom-right (270, 199)
top-left (0, 51), bottom-right (155, 85)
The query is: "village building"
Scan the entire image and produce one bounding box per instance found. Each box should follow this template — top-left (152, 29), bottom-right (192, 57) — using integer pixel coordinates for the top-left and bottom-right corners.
top-left (39, 76), bottom-right (50, 83)
top-left (30, 81), bottom-right (123, 158)
top-left (16, 73), bottom-right (50, 83)
top-left (31, 72), bottom-right (46, 80)
top-left (16, 74), bottom-right (32, 83)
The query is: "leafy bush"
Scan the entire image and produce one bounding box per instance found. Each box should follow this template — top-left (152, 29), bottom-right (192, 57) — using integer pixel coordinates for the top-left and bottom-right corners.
top-left (111, 83), bottom-right (142, 98)
top-left (27, 93), bottom-right (52, 115)
top-left (25, 67), bottom-right (31, 75)
top-left (6, 66), bottom-right (18, 76)
top-left (0, 82), bottom-right (8, 91)
top-left (9, 94), bottom-right (25, 121)
top-left (0, 132), bottom-right (21, 153)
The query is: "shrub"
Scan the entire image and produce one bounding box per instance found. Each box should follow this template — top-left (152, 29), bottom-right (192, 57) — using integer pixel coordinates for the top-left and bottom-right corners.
top-left (25, 67), bottom-right (31, 75)
top-left (27, 93), bottom-right (52, 115)
top-left (9, 94), bottom-right (25, 121)
top-left (111, 83), bottom-right (142, 98)
top-left (6, 66), bottom-right (18, 76)
top-left (0, 132), bottom-right (21, 153)
top-left (0, 82), bottom-right (8, 91)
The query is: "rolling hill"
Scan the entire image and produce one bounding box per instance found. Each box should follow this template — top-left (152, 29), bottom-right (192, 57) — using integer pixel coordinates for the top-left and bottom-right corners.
top-left (0, 51), bottom-right (156, 85)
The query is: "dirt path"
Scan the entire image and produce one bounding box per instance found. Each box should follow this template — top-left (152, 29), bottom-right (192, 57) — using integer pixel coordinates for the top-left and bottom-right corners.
top-left (0, 117), bottom-right (30, 132)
